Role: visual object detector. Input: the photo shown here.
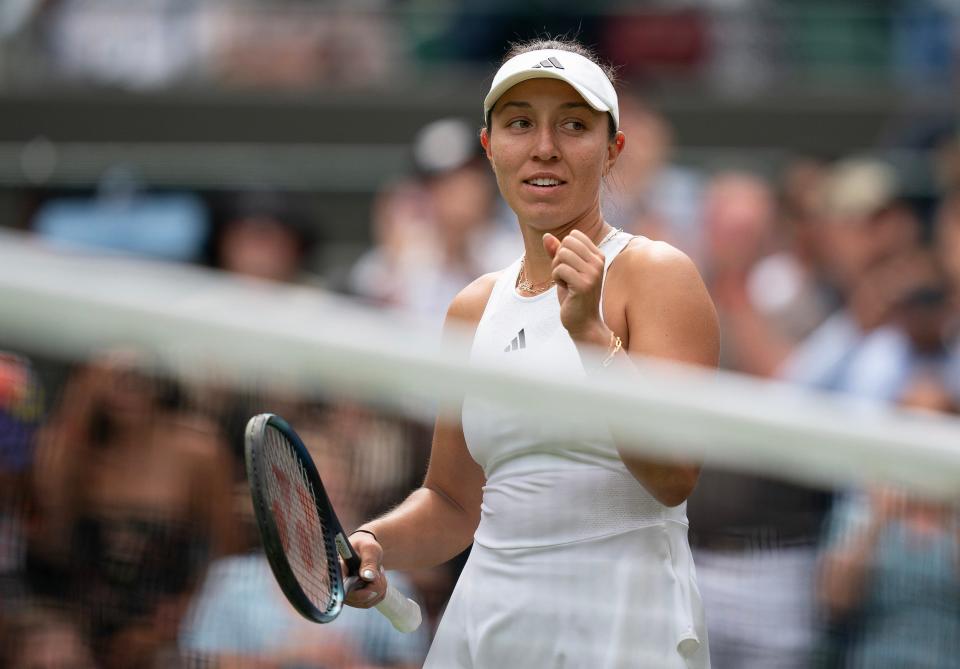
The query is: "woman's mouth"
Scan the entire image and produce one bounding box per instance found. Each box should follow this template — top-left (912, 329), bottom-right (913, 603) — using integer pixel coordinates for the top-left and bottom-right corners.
top-left (523, 177), bottom-right (565, 189)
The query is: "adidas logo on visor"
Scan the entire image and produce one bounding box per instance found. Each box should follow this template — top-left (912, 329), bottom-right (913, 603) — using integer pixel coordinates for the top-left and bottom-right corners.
top-left (531, 57), bottom-right (564, 70)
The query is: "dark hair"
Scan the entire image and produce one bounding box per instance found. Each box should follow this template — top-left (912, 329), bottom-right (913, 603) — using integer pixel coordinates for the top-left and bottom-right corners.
top-left (485, 38), bottom-right (618, 141)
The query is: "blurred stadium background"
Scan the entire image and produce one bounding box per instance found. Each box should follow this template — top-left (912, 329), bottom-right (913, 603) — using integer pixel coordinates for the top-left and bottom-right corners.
top-left (3, 1), bottom-right (960, 668)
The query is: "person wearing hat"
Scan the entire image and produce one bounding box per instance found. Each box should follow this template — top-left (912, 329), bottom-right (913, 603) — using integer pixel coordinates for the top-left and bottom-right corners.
top-left (344, 38), bottom-right (718, 667)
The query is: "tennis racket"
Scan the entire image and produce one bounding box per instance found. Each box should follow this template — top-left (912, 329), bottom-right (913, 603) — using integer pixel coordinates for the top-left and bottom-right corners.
top-left (244, 412), bottom-right (422, 633)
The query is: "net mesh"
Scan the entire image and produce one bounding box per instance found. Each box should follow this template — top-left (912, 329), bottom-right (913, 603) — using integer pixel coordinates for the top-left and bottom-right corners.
top-left (1, 229), bottom-right (960, 668)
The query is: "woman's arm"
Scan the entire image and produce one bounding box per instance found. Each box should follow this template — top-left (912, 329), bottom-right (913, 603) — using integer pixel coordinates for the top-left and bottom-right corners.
top-left (353, 413), bottom-right (485, 572)
top-left (546, 232), bottom-right (719, 506)
top-left (606, 241), bottom-right (719, 506)
top-left (344, 274), bottom-right (495, 608)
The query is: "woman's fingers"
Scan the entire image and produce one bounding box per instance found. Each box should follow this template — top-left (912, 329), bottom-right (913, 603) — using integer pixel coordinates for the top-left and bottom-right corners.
top-left (553, 240), bottom-right (604, 288)
top-left (552, 263), bottom-right (587, 292)
top-left (545, 229), bottom-right (609, 299)
top-left (566, 230), bottom-right (605, 259)
top-left (542, 232), bottom-right (561, 258)
top-left (343, 566), bottom-right (388, 608)
top-left (356, 540), bottom-right (382, 583)
top-left (551, 230), bottom-right (611, 340)
top-left (553, 246), bottom-right (593, 275)
top-left (545, 230), bottom-right (605, 265)
top-left (343, 533), bottom-right (388, 608)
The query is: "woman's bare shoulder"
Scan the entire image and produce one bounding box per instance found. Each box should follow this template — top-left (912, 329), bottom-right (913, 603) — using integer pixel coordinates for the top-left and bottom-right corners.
top-left (446, 271), bottom-right (502, 327)
top-left (613, 237), bottom-right (719, 364)
top-left (616, 237), bottom-right (698, 278)
top-left (610, 237), bottom-right (709, 301)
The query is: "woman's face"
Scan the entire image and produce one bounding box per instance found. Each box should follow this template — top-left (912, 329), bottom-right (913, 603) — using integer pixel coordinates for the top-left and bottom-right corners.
top-left (483, 78), bottom-right (621, 232)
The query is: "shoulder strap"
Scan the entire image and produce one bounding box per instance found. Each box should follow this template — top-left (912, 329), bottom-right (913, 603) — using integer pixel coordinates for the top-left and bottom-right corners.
top-left (475, 256), bottom-right (523, 322)
top-left (599, 230), bottom-right (634, 324)
top-left (602, 230), bottom-right (634, 270)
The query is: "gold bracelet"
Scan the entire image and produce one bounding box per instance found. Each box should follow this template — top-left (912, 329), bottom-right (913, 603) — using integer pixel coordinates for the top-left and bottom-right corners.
top-left (600, 331), bottom-right (622, 368)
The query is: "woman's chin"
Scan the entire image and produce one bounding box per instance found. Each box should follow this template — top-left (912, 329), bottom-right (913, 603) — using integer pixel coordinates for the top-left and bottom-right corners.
top-left (515, 204), bottom-right (568, 228)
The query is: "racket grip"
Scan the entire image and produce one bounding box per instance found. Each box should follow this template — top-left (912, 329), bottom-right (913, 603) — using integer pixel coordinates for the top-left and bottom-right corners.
top-left (375, 584), bottom-right (422, 633)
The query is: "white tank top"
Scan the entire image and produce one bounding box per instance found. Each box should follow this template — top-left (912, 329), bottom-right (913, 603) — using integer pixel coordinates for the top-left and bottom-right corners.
top-left (462, 230), bottom-right (688, 549)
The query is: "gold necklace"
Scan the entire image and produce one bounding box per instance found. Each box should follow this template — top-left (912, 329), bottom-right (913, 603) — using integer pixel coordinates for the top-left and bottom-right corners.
top-left (516, 260), bottom-right (555, 295)
top-left (516, 226), bottom-right (621, 295)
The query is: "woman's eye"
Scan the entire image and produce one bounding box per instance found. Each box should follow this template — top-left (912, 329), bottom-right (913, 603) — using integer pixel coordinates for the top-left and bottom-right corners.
top-left (508, 119), bottom-right (532, 129)
top-left (563, 120), bottom-right (586, 131)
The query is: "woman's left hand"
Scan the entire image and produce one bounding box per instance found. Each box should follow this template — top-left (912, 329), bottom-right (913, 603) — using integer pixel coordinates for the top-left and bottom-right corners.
top-left (543, 230), bottom-right (609, 344)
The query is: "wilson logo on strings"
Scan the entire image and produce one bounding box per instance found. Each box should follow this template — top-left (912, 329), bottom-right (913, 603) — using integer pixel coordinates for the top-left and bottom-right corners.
top-left (271, 464), bottom-right (317, 572)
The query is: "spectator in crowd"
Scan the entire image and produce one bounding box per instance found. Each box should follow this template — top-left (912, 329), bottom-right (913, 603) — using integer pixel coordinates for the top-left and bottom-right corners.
top-left (27, 349), bottom-right (236, 669)
top-left (701, 171), bottom-right (782, 374)
top-left (824, 248), bottom-right (956, 403)
top-left (759, 157), bottom-right (835, 336)
top-left (700, 164), bottom-right (838, 378)
top-left (349, 177), bottom-right (437, 308)
top-left (604, 94), bottom-right (704, 262)
top-left (817, 374), bottom-right (960, 668)
top-left (807, 186), bottom-right (960, 667)
top-left (687, 157), bottom-right (954, 669)
top-left (780, 157), bottom-right (922, 395)
top-left (0, 602), bottom-right (96, 669)
top-left (351, 118), bottom-right (519, 323)
top-left (212, 191), bottom-right (318, 285)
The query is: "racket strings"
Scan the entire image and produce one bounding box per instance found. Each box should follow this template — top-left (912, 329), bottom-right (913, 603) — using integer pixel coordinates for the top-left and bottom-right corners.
top-left (262, 426), bottom-right (338, 611)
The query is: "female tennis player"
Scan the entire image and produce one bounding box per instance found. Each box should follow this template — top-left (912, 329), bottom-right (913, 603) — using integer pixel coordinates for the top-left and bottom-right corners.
top-left (346, 39), bottom-right (719, 668)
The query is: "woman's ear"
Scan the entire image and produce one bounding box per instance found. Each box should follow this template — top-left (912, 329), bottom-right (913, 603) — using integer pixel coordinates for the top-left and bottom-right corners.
top-left (605, 130), bottom-right (625, 174)
top-left (480, 127), bottom-right (493, 163)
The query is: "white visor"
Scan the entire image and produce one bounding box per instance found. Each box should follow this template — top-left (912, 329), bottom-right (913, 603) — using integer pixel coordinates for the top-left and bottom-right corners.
top-left (483, 49), bottom-right (619, 130)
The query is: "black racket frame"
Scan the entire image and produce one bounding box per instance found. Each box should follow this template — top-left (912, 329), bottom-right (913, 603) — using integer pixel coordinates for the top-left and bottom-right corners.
top-left (245, 412), bottom-right (364, 623)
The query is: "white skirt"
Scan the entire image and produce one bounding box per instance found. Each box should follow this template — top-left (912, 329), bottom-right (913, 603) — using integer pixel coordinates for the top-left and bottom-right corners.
top-left (424, 522), bottom-right (710, 669)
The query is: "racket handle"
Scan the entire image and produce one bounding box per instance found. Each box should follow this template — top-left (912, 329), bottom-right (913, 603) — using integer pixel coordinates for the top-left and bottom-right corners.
top-left (375, 584), bottom-right (422, 633)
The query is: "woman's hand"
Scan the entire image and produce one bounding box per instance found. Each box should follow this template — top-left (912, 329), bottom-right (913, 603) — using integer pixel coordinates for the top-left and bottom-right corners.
top-left (342, 531), bottom-right (388, 609)
top-left (543, 230), bottom-right (610, 346)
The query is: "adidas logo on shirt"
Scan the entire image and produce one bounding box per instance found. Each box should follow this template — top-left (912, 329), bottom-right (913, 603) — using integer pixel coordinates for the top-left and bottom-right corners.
top-left (504, 328), bottom-right (526, 352)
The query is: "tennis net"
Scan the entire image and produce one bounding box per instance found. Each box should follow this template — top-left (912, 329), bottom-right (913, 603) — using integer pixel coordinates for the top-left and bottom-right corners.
top-left (2, 228), bottom-right (960, 668)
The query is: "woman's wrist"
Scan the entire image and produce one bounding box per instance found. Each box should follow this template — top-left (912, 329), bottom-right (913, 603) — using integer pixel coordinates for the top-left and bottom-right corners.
top-left (570, 321), bottom-right (626, 370)
top-left (351, 528), bottom-right (380, 544)
top-left (568, 320), bottom-right (611, 348)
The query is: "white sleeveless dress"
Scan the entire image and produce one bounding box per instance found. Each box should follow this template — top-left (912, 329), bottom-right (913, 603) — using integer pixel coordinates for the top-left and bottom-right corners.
top-left (423, 231), bottom-right (709, 669)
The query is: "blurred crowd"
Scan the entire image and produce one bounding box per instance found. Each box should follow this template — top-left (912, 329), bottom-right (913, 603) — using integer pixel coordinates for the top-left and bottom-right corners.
top-left (0, 345), bottom-right (438, 668)
top-left (3, 22), bottom-right (960, 666)
top-left (3, 1), bottom-right (960, 92)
